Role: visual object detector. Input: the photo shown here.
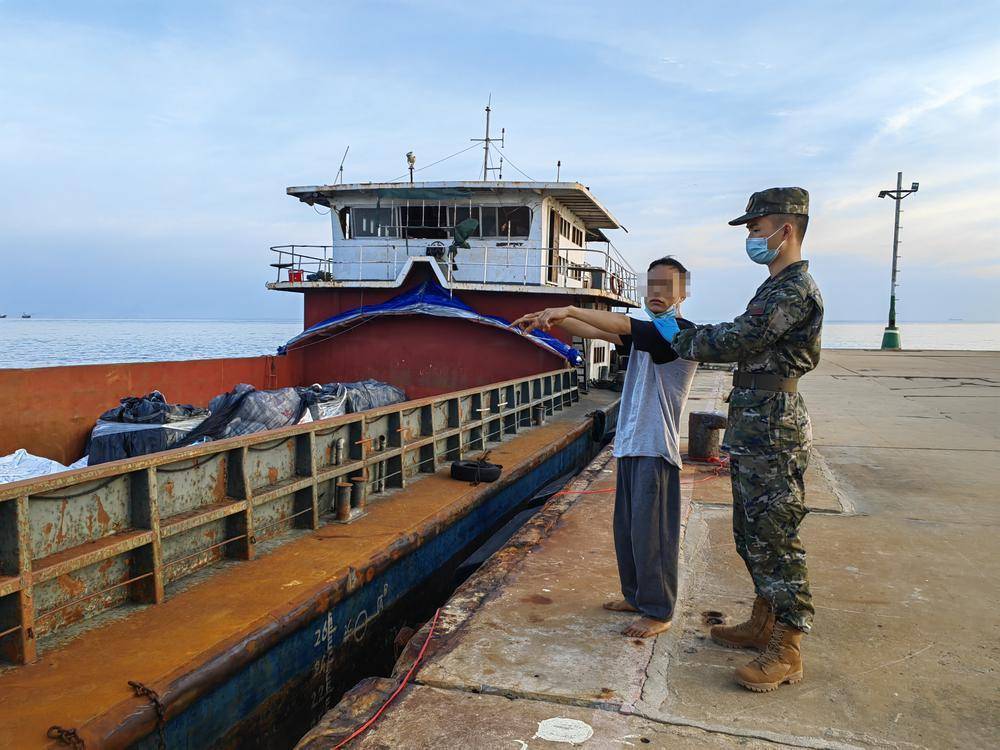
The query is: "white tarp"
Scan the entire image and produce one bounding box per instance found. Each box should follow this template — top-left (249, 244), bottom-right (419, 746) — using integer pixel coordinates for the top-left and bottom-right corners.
top-left (0, 449), bottom-right (70, 485)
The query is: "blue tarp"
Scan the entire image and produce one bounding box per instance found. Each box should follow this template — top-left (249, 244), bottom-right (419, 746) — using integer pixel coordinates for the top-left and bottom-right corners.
top-left (279, 281), bottom-right (583, 366)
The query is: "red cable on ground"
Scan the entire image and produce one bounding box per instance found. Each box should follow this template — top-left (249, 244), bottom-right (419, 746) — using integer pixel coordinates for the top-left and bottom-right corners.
top-left (692, 456), bottom-right (731, 484)
top-left (333, 608), bottom-right (441, 749)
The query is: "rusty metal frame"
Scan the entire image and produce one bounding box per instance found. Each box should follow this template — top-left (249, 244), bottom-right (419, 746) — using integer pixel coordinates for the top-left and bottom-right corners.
top-left (0, 368), bottom-right (578, 666)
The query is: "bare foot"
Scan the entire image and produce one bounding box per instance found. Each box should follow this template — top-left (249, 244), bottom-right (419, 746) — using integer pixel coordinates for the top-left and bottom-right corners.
top-left (603, 599), bottom-right (639, 613)
top-left (622, 616), bottom-right (672, 638)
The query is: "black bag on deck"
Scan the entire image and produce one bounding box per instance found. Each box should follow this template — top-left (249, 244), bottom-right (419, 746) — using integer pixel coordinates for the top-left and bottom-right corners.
top-left (87, 390), bottom-right (210, 465)
top-left (99, 390), bottom-right (207, 424)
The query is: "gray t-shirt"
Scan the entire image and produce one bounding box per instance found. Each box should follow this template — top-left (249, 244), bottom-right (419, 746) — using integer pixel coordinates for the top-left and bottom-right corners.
top-left (613, 315), bottom-right (698, 469)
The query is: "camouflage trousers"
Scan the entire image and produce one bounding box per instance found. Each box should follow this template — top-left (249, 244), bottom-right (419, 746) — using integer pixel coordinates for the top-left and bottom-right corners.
top-left (730, 449), bottom-right (814, 632)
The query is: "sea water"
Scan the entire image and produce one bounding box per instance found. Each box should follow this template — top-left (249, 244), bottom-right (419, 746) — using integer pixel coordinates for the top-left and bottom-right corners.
top-left (0, 319), bottom-right (997, 369)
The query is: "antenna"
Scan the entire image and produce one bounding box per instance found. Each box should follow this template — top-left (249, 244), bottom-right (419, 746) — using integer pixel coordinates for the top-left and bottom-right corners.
top-left (556, 160), bottom-right (561, 181)
top-left (470, 95), bottom-right (505, 180)
top-left (335, 146), bottom-right (350, 184)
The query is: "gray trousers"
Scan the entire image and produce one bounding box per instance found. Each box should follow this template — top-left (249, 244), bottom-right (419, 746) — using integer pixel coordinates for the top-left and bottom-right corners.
top-left (614, 456), bottom-right (681, 621)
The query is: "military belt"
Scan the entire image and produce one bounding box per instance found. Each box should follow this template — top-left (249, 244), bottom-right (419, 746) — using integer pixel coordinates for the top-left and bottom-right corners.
top-left (732, 371), bottom-right (799, 393)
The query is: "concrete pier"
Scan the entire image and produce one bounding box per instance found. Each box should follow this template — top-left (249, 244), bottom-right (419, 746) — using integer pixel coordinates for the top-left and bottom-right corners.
top-left (302, 351), bottom-right (999, 750)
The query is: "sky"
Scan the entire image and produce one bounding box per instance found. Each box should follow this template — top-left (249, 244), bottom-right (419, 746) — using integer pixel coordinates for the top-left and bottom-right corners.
top-left (1, 1), bottom-right (997, 324)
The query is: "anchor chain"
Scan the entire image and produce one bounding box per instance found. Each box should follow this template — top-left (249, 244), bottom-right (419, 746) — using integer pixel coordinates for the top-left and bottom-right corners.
top-left (128, 680), bottom-right (167, 750)
top-left (46, 726), bottom-right (85, 749)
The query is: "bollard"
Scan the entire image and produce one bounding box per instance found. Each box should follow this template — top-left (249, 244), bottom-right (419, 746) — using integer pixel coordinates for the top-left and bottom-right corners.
top-left (336, 481), bottom-right (352, 522)
top-left (532, 405), bottom-right (546, 426)
top-left (688, 411), bottom-right (729, 461)
top-left (334, 437), bottom-right (345, 466)
top-left (351, 476), bottom-right (367, 512)
top-left (376, 435), bottom-right (387, 492)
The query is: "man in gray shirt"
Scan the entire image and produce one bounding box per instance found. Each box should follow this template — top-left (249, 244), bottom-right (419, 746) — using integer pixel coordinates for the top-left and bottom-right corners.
top-left (512, 257), bottom-right (697, 638)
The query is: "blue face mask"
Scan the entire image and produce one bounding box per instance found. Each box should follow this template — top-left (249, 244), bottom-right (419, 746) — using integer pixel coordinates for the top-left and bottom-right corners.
top-left (644, 304), bottom-right (676, 319)
top-left (745, 225), bottom-right (786, 265)
top-left (645, 304), bottom-right (679, 342)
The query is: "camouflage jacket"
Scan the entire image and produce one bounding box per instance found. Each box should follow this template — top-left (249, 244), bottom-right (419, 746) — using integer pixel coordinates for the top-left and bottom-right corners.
top-left (672, 261), bottom-right (823, 455)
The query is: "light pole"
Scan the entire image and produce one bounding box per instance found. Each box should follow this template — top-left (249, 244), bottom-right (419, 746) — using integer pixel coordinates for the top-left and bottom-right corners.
top-left (877, 172), bottom-right (919, 350)
top-left (406, 151), bottom-right (416, 184)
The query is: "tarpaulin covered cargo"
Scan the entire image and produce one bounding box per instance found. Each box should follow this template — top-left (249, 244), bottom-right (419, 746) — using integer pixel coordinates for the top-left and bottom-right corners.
top-left (279, 280), bottom-right (583, 366)
top-left (88, 417), bottom-right (208, 465)
top-left (86, 391), bottom-right (210, 465)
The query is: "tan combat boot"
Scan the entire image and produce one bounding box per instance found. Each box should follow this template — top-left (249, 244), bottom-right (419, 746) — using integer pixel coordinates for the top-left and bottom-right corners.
top-left (710, 595), bottom-right (774, 650)
top-left (734, 622), bottom-right (804, 692)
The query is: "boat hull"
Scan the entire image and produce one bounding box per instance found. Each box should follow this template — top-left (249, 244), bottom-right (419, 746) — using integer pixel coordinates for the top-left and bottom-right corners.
top-left (112, 407), bottom-right (612, 749)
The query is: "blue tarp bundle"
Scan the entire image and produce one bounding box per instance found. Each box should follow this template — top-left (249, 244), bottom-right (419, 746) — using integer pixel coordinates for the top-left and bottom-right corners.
top-left (279, 281), bottom-right (583, 366)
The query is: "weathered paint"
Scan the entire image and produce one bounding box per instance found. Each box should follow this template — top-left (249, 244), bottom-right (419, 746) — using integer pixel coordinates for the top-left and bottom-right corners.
top-left (297, 316), bottom-right (569, 397)
top-left (290, 267), bottom-right (593, 396)
top-left (127, 421), bottom-right (602, 750)
top-left (0, 375), bottom-right (605, 748)
top-left (0, 355), bottom-right (304, 464)
top-left (300, 271), bottom-right (579, 343)
top-left (0, 370), bottom-right (578, 656)
top-left (0, 394), bottom-right (614, 749)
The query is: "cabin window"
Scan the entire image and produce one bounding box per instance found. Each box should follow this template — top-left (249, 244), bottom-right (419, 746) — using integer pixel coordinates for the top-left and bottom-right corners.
top-left (479, 206), bottom-right (499, 237)
top-left (454, 205), bottom-right (479, 229)
top-left (477, 205), bottom-right (530, 238)
top-left (350, 208), bottom-right (396, 238)
top-left (498, 206), bottom-right (531, 237)
top-left (400, 204), bottom-right (448, 239)
top-left (343, 204), bottom-right (531, 240)
top-left (557, 216), bottom-right (584, 246)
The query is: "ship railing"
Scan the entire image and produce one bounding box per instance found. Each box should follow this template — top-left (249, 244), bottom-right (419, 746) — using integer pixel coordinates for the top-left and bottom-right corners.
top-left (269, 244), bottom-right (639, 304)
top-left (0, 368), bottom-right (580, 666)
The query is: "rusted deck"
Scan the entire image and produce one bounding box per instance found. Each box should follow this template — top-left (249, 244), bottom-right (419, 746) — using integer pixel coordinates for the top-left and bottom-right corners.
top-left (0, 387), bottom-right (617, 749)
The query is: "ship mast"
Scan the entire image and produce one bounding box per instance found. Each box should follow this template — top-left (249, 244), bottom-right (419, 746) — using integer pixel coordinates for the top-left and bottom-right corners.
top-left (471, 97), bottom-right (504, 180)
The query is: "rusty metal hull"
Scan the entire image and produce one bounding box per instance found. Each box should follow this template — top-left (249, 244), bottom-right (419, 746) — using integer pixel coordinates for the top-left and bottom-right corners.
top-left (0, 364), bottom-right (618, 750)
top-left (0, 369), bottom-right (581, 667)
top-left (112, 407), bottom-right (611, 749)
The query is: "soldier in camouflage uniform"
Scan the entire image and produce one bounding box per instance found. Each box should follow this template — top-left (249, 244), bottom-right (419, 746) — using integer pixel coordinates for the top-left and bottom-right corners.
top-left (671, 187), bottom-right (823, 692)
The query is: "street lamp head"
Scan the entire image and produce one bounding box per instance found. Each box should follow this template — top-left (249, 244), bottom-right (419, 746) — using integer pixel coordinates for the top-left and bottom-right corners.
top-left (878, 191), bottom-right (888, 198)
top-left (911, 182), bottom-right (919, 191)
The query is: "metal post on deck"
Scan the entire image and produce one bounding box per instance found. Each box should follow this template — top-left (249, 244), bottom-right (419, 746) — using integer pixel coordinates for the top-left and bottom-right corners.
top-left (336, 482), bottom-right (352, 522)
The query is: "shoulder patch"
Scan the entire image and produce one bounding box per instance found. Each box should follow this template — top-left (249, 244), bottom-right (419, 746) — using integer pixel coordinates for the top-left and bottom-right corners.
top-left (747, 301), bottom-right (767, 316)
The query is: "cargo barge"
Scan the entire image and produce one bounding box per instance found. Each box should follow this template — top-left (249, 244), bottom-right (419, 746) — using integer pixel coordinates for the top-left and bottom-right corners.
top-left (0, 139), bottom-right (639, 748)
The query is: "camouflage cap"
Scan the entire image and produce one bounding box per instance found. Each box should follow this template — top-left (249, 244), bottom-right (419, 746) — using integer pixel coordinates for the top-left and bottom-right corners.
top-left (729, 187), bottom-right (809, 226)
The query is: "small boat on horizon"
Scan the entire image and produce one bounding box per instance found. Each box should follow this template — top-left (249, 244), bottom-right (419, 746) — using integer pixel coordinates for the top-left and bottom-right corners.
top-left (20, 313), bottom-right (30, 318)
